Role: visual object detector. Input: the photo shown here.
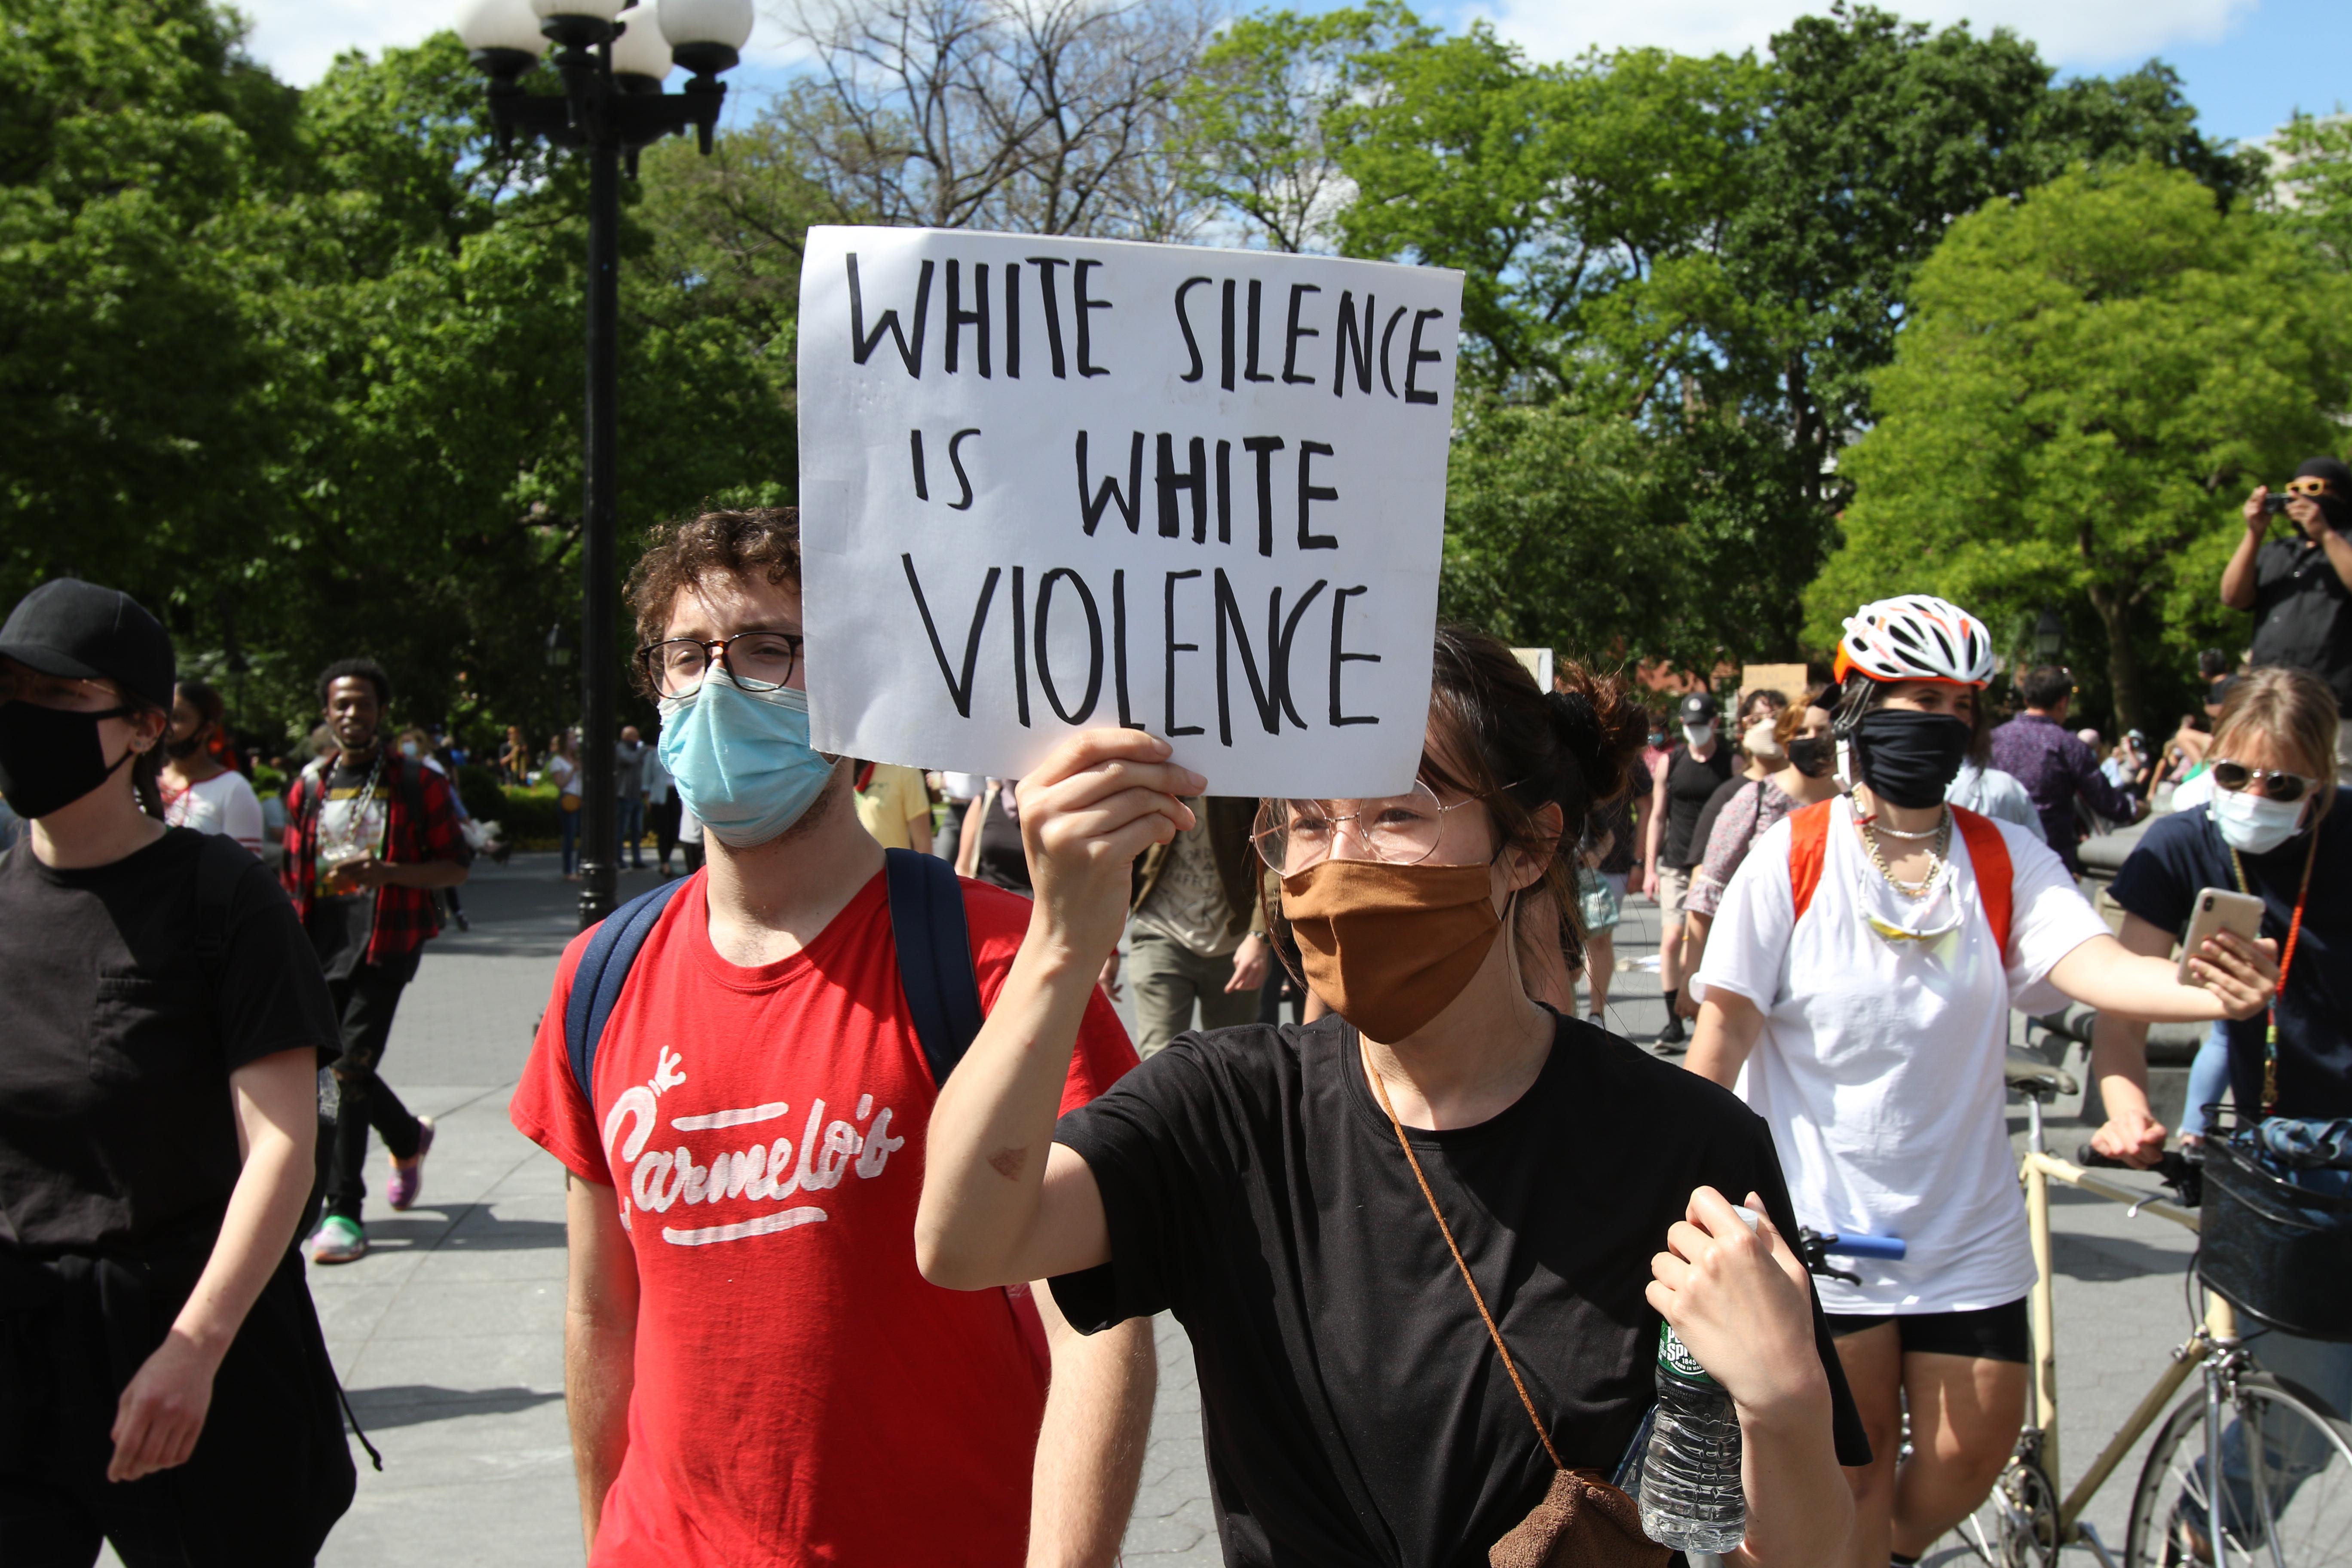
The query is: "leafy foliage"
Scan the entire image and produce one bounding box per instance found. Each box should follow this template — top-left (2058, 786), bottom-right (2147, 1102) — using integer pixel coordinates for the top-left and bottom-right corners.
top-left (1807, 162), bottom-right (2352, 728)
top-left (2, 13), bottom-right (794, 751)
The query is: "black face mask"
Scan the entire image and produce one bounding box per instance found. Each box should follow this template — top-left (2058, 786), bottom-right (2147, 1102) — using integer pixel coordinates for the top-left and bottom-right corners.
top-left (1852, 707), bottom-right (1973, 809)
top-left (1785, 736), bottom-right (1835, 778)
top-left (0, 701), bottom-right (137, 819)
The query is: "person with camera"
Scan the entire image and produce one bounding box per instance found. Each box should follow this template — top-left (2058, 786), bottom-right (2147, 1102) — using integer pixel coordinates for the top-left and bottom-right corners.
top-left (2225, 457), bottom-right (2352, 772)
top-left (0, 581), bottom-right (354, 1564)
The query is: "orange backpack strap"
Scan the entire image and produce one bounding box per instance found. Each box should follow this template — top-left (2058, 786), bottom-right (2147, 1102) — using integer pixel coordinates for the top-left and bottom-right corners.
top-left (1785, 799), bottom-right (1838, 926)
top-left (1950, 806), bottom-right (2013, 964)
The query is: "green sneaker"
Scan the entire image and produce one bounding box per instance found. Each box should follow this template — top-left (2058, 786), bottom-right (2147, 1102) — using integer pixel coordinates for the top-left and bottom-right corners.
top-left (308, 1215), bottom-right (368, 1265)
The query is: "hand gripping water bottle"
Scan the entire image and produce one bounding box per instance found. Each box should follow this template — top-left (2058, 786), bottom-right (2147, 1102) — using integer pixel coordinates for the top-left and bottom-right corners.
top-left (1637, 1206), bottom-right (1759, 1554)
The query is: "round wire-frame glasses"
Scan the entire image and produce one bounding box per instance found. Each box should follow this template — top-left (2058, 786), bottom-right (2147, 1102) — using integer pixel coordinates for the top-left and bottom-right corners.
top-left (1252, 781), bottom-right (1499, 875)
top-left (639, 631), bottom-right (803, 699)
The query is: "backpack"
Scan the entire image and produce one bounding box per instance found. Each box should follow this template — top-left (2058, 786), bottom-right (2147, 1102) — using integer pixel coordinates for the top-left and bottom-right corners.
top-left (562, 847), bottom-right (984, 1100)
top-left (1785, 798), bottom-right (2015, 962)
top-left (557, 848), bottom-right (1049, 1368)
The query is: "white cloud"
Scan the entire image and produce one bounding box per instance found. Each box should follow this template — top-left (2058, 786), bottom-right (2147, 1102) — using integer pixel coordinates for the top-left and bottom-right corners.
top-left (233, 0), bottom-right (467, 85)
top-left (1469, 0), bottom-right (2257, 72)
top-left (232, 0), bottom-right (802, 88)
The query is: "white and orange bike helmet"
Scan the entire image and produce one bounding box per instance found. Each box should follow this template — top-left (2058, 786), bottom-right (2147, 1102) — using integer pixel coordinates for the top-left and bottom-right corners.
top-left (1831, 594), bottom-right (1996, 788)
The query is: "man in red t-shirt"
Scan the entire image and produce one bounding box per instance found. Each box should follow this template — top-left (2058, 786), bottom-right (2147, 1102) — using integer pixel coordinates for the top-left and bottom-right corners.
top-left (508, 506), bottom-right (1152, 1568)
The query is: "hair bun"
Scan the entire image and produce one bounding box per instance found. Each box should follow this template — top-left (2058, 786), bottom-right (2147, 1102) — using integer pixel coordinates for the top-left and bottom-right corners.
top-left (1546, 688), bottom-right (1601, 775)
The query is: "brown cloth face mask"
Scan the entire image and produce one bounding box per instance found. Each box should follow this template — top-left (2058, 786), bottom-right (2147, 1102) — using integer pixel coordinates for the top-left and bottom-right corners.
top-left (1281, 858), bottom-right (1502, 1041)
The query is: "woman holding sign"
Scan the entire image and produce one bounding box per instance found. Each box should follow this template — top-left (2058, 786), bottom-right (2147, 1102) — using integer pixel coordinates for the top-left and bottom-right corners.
top-left (918, 626), bottom-right (1868, 1565)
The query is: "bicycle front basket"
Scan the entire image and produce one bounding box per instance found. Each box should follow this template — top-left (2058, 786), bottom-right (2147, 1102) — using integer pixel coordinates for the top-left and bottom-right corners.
top-left (2198, 1134), bottom-right (2352, 1343)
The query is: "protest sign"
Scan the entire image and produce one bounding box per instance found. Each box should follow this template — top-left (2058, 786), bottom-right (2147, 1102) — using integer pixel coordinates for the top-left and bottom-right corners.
top-left (797, 226), bottom-right (1462, 797)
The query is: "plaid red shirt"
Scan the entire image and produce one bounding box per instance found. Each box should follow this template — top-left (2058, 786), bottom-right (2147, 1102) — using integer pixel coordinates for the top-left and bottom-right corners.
top-left (281, 753), bottom-right (469, 966)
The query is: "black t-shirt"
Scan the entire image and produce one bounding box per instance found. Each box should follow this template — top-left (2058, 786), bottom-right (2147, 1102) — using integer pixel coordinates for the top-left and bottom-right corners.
top-left (0, 829), bottom-right (339, 1251)
top-left (2249, 535), bottom-right (2352, 714)
top-left (1050, 1013), bottom-right (1870, 1568)
top-left (1660, 744), bottom-right (1735, 869)
top-left (2108, 793), bottom-right (2352, 1119)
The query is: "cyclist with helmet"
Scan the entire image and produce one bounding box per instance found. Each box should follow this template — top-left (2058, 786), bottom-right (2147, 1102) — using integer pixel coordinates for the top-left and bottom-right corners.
top-left (1685, 594), bottom-right (2281, 1568)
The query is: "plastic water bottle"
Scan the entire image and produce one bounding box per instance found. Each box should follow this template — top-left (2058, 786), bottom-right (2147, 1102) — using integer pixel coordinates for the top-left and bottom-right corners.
top-left (1638, 1207), bottom-right (1758, 1554)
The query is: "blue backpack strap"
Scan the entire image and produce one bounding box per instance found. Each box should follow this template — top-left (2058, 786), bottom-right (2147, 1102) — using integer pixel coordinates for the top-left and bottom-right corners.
top-left (563, 876), bottom-right (692, 1105)
top-left (885, 848), bottom-right (985, 1089)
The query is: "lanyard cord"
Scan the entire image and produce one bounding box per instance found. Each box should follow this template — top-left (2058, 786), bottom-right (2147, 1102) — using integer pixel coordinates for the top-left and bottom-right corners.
top-left (2229, 830), bottom-right (2320, 1115)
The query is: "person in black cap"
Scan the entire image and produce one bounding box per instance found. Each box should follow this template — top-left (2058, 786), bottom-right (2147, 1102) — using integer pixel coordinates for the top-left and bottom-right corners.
top-left (1642, 687), bottom-right (1732, 1047)
top-left (0, 579), bottom-right (355, 1565)
top-left (2226, 457), bottom-right (2352, 770)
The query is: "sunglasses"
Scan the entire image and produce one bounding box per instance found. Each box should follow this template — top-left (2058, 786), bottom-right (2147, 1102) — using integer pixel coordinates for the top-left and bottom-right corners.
top-left (2282, 478), bottom-right (2336, 498)
top-left (2210, 759), bottom-right (2320, 803)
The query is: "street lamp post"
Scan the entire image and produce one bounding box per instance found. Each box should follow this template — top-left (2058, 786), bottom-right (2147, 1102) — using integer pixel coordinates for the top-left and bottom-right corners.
top-left (456, 0), bottom-right (753, 927)
top-left (2033, 604), bottom-right (2067, 667)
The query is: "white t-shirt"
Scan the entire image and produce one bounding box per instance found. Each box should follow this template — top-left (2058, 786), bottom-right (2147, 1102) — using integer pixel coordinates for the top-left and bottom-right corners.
top-left (1693, 796), bottom-right (2109, 1314)
top-left (162, 769), bottom-right (266, 854)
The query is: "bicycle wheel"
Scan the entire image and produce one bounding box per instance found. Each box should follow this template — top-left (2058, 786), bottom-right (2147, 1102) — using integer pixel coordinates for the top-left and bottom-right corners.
top-left (2122, 1372), bottom-right (2352, 1566)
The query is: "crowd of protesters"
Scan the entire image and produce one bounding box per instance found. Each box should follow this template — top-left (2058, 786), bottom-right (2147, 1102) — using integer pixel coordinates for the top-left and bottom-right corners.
top-left (0, 453), bottom-right (2344, 1568)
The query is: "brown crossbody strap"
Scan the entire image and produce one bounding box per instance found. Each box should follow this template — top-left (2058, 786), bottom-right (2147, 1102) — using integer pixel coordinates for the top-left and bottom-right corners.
top-left (1364, 1046), bottom-right (1568, 1473)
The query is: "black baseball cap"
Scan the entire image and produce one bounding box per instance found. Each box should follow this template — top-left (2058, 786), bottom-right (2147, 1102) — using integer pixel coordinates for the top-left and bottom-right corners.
top-left (0, 579), bottom-right (176, 710)
top-left (1676, 691), bottom-right (1719, 724)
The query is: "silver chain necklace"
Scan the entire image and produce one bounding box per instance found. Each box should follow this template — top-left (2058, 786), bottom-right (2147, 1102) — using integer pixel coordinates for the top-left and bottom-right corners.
top-left (322, 751), bottom-right (385, 867)
top-left (1862, 805), bottom-right (1951, 899)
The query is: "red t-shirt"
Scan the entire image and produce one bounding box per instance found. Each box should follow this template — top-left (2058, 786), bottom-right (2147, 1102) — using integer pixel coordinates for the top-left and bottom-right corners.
top-left (509, 867), bottom-right (1137, 1568)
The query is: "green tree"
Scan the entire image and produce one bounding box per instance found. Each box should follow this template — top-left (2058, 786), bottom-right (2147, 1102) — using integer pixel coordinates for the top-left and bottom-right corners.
top-left (1173, 3), bottom-right (1429, 254)
top-left (0, 0), bottom-right (297, 604)
top-left (1807, 161), bottom-right (2352, 729)
top-left (1732, 4), bottom-right (2261, 516)
top-left (3, 9), bottom-right (801, 749)
top-left (2270, 110), bottom-right (2352, 270)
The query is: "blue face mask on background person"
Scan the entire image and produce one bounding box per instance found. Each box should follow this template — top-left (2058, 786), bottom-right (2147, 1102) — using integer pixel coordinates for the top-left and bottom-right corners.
top-left (2209, 787), bottom-right (2309, 856)
top-left (656, 680), bottom-right (836, 848)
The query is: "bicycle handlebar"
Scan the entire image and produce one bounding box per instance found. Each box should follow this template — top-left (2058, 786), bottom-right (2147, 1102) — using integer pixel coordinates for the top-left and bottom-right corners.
top-left (1795, 1226), bottom-right (1907, 1282)
top-left (2073, 1142), bottom-right (2203, 1206)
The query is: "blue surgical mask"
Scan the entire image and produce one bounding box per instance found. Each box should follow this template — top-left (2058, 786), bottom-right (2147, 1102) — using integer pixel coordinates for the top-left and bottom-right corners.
top-left (657, 680), bottom-right (836, 848)
top-left (2209, 787), bottom-right (2309, 856)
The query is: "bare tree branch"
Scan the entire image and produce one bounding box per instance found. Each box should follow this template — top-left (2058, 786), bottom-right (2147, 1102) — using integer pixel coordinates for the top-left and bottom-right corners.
top-left (770, 0), bottom-right (1220, 237)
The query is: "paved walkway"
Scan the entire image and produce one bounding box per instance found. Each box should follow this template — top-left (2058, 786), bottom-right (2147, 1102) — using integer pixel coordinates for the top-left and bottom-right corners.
top-left (100, 853), bottom-right (2219, 1565)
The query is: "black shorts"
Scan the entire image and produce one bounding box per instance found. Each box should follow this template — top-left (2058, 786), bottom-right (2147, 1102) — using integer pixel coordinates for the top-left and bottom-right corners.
top-left (0, 1245), bottom-right (354, 1567)
top-left (1825, 1297), bottom-right (2031, 1364)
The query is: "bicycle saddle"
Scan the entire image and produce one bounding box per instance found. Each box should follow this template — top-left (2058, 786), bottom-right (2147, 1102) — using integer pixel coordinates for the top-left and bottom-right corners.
top-left (2003, 1052), bottom-right (2079, 1097)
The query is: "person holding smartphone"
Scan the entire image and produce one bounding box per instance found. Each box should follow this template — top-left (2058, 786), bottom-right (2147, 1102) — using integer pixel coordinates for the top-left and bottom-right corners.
top-left (2094, 664), bottom-right (2350, 1556)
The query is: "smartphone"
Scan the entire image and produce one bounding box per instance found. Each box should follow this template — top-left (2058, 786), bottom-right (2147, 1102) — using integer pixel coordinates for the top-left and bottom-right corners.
top-left (2177, 888), bottom-right (2266, 986)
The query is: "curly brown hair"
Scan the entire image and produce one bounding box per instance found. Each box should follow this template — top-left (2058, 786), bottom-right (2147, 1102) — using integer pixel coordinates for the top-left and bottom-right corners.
top-left (625, 507), bottom-right (802, 696)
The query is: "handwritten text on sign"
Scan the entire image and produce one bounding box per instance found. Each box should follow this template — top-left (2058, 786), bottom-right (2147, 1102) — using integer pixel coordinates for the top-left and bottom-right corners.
top-left (798, 227), bottom-right (1461, 796)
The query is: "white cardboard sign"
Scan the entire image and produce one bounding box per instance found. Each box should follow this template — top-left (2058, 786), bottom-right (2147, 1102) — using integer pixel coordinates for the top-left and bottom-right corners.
top-left (797, 226), bottom-right (1461, 797)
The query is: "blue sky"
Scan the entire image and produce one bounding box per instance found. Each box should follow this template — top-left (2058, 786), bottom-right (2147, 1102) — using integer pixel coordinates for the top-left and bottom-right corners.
top-left (243, 0), bottom-right (2348, 148)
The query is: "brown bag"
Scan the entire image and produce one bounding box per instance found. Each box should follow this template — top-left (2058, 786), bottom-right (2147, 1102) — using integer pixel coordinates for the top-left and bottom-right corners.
top-left (1364, 1050), bottom-right (1670, 1568)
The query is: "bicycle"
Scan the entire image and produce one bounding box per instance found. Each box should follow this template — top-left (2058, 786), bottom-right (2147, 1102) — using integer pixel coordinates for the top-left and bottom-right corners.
top-left (1939, 1057), bottom-right (2352, 1566)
